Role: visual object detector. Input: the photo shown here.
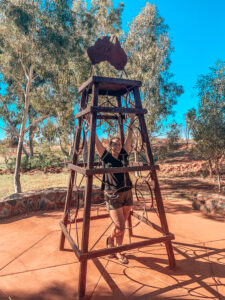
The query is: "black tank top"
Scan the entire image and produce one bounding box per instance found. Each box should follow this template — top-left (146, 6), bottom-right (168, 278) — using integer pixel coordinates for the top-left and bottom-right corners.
top-left (101, 148), bottom-right (132, 193)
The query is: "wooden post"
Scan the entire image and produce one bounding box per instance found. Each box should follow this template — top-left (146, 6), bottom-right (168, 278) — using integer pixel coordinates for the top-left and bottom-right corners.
top-left (133, 87), bottom-right (154, 164)
top-left (151, 170), bottom-right (176, 269)
top-left (78, 83), bottom-right (99, 299)
top-left (116, 95), bottom-right (125, 145)
top-left (133, 86), bottom-right (176, 269)
top-left (116, 95), bottom-right (133, 236)
top-left (60, 91), bottom-right (88, 251)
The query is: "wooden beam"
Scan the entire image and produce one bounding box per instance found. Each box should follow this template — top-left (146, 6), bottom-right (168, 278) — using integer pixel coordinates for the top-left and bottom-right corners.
top-left (68, 164), bottom-right (86, 175)
top-left (68, 164), bottom-right (159, 175)
top-left (97, 115), bottom-right (125, 120)
top-left (75, 106), bottom-right (147, 119)
top-left (59, 221), bottom-right (81, 260)
top-left (131, 211), bottom-right (166, 235)
top-left (80, 234), bottom-right (174, 261)
top-left (75, 213), bottom-right (109, 223)
top-left (78, 76), bottom-right (142, 94)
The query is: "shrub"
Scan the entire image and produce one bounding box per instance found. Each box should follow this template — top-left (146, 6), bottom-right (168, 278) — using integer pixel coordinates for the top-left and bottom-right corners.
top-left (6, 157), bottom-right (16, 172)
top-left (6, 152), bottom-right (62, 172)
top-left (155, 146), bottom-right (169, 161)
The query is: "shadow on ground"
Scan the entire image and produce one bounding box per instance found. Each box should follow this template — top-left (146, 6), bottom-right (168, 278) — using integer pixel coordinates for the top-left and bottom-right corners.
top-left (0, 283), bottom-right (75, 300)
top-left (91, 240), bottom-right (225, 300)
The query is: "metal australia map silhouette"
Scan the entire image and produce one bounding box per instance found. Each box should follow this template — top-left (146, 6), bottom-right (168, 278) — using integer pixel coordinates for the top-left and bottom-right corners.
top-left (87, 36), bottom-right (127, 71)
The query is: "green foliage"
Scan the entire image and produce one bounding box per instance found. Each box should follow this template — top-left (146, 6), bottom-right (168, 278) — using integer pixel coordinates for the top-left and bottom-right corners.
top-left (189, 62), bottom-right (225, 160)
top-left (155, 145), bottom-right (169, 161)
top-left (0, 0), bottom-right (183, 191)
top-left (6, 151), bottom-right (62, 172)
top-left (124, 3), bottom-right (183, 134)
top-left (22, 152), bottom-right (62, 171)
top-left (0, 143), bottom-right (10, 165)
top-left (5, 157), bottom-right (16, 172)
top-left (187, 61), bottom-right (225, 191)
top-left (40, 120), bottom-right (57, 144)
top-left (166, 121), bottom-right (181, 150)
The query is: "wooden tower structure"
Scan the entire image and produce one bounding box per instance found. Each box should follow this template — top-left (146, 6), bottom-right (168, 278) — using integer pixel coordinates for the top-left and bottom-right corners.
top-left (59, 76), bottom-right (176, 299)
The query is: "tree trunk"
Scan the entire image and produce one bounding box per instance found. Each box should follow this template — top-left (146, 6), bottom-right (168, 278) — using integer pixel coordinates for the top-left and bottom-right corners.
top-left (22, 146), bottom-right (30, 159)
top-left (215, 159), bottom-right (222, 193)
top-left (59, 138), bottom-right (69, 157)
top-left (69, 131), bottom-right (76, 156)
top-left (208, 158), bottom-right (213, 178)
top-left (14, 66), bottom-right (33, 193)
top-left (185, 127), bottom-right (189, 149)
top-left (29, 126), bottom-right (34, 158)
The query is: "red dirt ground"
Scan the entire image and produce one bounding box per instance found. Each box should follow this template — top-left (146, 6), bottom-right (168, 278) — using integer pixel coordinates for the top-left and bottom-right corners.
top-left (0, 196), bottom-right (224, 300)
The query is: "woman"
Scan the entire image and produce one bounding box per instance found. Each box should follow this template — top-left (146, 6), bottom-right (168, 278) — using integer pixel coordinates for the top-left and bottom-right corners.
top-left (94, 115), bottom-right (135, 264)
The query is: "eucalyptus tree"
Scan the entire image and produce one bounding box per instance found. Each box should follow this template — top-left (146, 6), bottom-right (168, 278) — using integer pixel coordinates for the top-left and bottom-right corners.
top-left (166, 121), bottom-right (181, 150)
top-left (70, 0), bottom-right (125, 141)
top-left (187, 61), bottom-right (225, 192)
top-left (124, 3), bottom-right (183, 136)
top-left (0, 0), bottom-right (78, 192)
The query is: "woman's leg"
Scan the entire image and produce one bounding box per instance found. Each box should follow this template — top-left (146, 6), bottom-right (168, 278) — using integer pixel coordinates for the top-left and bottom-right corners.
top-left (109, 207), bottom-right (125, 247)
top-left (123, 205), bottom-right (132, 223)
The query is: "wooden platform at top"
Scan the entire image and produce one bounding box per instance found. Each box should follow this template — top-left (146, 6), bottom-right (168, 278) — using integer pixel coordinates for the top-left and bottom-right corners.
top-left (78, 76), bottom-right (142, 96)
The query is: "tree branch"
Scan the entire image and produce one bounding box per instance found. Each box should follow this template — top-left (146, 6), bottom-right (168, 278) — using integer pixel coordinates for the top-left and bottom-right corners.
top-left (25, 115), bottom-right (48, 133)
top-left (10, 73), bottom-right (25, 94)
top-left (20, 59), bottom-right (29, 79)
top-left (0, 126), bottom-right (20, 137)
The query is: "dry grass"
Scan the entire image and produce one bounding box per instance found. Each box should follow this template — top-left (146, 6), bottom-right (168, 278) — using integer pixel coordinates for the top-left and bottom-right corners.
top-left (0, 170), bottom-right (104, 198)
top-left (0, 144), bottom-right (223, 199)
top-left (0, 171), bottom-right (68, 198)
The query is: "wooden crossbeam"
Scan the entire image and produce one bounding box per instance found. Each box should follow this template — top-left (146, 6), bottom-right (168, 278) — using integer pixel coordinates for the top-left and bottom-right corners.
top-left (68, 163), bottom-right (159, 175)
top-left (59, 221), bottom-right (81, 260)
top-left (81, 234), bottom-right (174, 261)
top-left (75, 106), bottom-right (147, 119)
top-left (78, 76), bottom-right (142, 94)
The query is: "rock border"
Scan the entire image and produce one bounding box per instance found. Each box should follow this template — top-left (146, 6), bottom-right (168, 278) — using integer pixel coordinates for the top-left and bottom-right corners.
top-left (192, 192), bottom-right (225, 216)
top-left (0, 187), bottom-right (104, 219)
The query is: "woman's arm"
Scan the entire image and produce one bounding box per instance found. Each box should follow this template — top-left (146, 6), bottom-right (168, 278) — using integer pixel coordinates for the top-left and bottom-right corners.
top-left (95, 134), bottom-right (105, 158)
top-left (124, 115), bottom-right (135, 154)
top-left (86, 114), bottom-right (105, 158)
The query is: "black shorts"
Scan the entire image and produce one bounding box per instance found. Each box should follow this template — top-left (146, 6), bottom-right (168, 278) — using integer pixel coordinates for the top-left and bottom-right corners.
top-left (105, 189), bottom-right (133, 211)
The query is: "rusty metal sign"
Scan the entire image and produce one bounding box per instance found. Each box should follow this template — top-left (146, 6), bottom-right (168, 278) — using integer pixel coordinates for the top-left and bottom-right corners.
top-left (87, 36), bottom-right (127, 71)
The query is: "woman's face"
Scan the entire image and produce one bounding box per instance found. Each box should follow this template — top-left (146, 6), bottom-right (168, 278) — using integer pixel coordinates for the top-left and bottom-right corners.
top-left (111, 138), bottom-right (122, 154)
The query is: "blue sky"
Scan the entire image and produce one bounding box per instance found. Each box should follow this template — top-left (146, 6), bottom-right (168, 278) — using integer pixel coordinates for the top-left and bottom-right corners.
top-left (1, 0), bottom-right (225, 139)
top-left (116, 0), bottom-right (225, 127)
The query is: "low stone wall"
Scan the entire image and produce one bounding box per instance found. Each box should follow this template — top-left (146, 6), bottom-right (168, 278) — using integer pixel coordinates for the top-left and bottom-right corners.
top-left (192, 192), bottom-right (225, 216)
top-left (0, 187), bottom-right (104, 219)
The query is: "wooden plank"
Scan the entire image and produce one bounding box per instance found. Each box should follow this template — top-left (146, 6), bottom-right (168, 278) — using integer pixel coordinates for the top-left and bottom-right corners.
top-left (75, 107), bottom-right (91, 119)
top-left (116, 95), bottom-right (125, 145)
top-left (151, 170), bottom-right (176, 268)
top-left (75, 213), bottom-right (109, 223)
top-left (92, 76), bottom-right (142, 86)
top-left (93, 107), bottom-right (147, 114)
top-left (80, 234), bottom-right (174, 261)
top-left (78, 83), bottom-right (99, 299)
top-left (133, 87), bottom-right (154, 164)
top-left (59, 114), bottom-right (84, 250)
top-left (97, 115), bottom-right (125, 120)
top-left (131, 211), bottom-right (166, 235)
top-left (68, 164), bottom-right (86, 175)
top-left (85, 165), bottom-right (160, 175)
top-left (59, 221), bottom-right (81, 260)
top-left (68, 164), bottom-right (159, 175)
top-left (75, 106), bottom-right (147, 119)
top-left (78, 76), bottom-right (142, 94)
